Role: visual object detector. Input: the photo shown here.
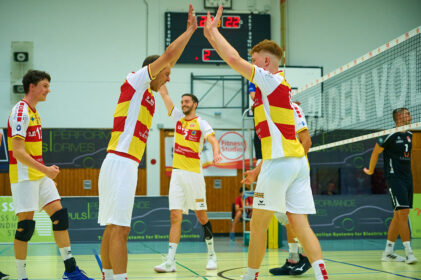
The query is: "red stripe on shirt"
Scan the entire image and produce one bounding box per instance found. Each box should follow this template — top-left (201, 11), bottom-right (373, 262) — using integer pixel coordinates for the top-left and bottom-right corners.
top-left (25, 125), bottom-right (42, 142)
top-left (118, 82), bottom-right (136, 104)
top-left (8, 151), bottom-right (17, 164)
top-left (112, 116), bottom-right (126, 132)
top-left (175, 122), bottom-right (202, 143)
top-left (133, 121), bottom-right (149, 143)
top-left (275, 123), bottom-right (296, 140)
top-left (255, 120), bottom-right (270, 139)
top-left (266, 84), bottom-right (292, 110)
top-left (108, 150), bottom-right (141, 163)
top-left (141, 91), bottom-right (155, 117)
top-left (174, 143), bottom-right (200, 159)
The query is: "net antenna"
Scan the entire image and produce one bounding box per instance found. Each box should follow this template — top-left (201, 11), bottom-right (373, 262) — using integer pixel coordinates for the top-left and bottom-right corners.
top-left (291, 26), bottom-right (421, 152)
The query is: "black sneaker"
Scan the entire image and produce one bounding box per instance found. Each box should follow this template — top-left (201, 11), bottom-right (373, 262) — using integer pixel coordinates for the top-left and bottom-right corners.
top-left (289, 254), bottom-right (311, 275)
top-left (269, 259), bottom-right (297, 275)
top-left (0, 271), bottom-right (10, 280)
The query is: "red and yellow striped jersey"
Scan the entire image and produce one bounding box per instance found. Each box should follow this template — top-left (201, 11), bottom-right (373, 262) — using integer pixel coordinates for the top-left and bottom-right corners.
top-left (8, 100), bottom-right (45, 183)
top-left (170, 107), bottom-right (214, 173)
top-left (107, 65), bottom-right (156, 163)
top-left (251, 66), bottom-right (305, 160)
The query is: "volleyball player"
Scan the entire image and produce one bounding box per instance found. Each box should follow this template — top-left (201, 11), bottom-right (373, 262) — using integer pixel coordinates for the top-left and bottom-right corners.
top-left (154, 85), bottom-right (221, 272)
top-left (364, 108), bottom-right (417, 264)
top-left (98, 5), bottom-right (197, 280)
top-left (242, 102), bottom-right (312, 276)
top-left (8, 70), bottom-right (93, 280)
top-left (204, 6), bottom-right (328, 280)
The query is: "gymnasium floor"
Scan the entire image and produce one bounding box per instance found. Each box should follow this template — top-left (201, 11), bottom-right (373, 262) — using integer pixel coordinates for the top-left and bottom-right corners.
top-left (0, 237), bottom-right (420, 279)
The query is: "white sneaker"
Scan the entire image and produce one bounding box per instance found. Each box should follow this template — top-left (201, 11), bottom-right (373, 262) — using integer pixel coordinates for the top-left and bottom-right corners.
top-left (206, 254), bottom-right (217, 270)
top-left (381, 252), bottom-right (405, 262)
top-left (154, 258), bottom-right (176, 273)
top-left (405, 252), bottom-right (418, 264)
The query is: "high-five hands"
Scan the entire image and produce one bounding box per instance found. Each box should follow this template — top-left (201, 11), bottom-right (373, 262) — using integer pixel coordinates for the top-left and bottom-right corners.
top-left (203, 5), bottom-right (223, 39)
top-left (187, 4), bottom-right (198, 32)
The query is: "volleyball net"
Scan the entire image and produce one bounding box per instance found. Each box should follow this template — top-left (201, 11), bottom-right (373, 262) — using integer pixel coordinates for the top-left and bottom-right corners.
top-left (291, 26), bottom-right (421, 152)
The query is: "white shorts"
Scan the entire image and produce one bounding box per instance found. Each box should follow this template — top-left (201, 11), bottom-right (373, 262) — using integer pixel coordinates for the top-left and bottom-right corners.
top-left (169, 169), bottom-right (207, 214)
top-left (98, 153), bottom-right (139, 227)
top-left (253, 156), bottom-right (316, 214)
top-left (11, 176), bottom-right (60, 214)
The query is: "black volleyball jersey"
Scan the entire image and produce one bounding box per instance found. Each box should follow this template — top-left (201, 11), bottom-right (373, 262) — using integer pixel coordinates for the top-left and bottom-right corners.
top-left (378, 131), bottom-right (412, 179)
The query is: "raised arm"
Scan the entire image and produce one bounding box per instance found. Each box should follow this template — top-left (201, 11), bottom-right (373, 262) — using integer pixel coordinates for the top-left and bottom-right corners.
top-left (149, 4), bottom-right (197, 77)
top-left (203, 6), bottom-right (254, 81)
top-left (158, 85), bottom-right (174, 114)
top-left (363, 143), bottom-right (384, 175)
top-left (207, 134), bottom-right (222, 164)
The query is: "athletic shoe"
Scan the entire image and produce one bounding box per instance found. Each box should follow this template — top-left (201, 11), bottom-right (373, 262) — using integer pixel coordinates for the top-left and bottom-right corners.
top-left (269, 259), bottom-right (296, 275)
top-left (290, 254), bottom-right (311, 275)
top-left (405, 252), bottom-right (418, 264)
top-left (206, 254), bottom-right (217, 270)
top-left (381, 252), bottom-right (405, 262)
top-left (154, 257), bottom-right (176, 273)
top-left (62, 266), bottom-right (93, 280)
top-left (0, 271), bottom-right (10, 280)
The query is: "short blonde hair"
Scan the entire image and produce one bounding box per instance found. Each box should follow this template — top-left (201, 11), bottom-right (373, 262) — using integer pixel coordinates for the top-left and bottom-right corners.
top-left (250, 39), bottom-right (283, 60)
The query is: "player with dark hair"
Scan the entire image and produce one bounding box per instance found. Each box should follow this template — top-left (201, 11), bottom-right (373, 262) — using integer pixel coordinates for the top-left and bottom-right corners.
top-left (8, 70), bottom-right (93, 280)
top-left (364, 107), bottom-right (417, 264)
top-left (98, 4), bottom-right (198, 280)
top-left (204, 7), bottom-right (328, 280)
top-left (154, 85), bottom-right (221, 272)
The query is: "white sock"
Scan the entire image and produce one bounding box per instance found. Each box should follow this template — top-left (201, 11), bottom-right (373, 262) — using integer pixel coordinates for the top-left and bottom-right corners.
top-left (288, 243), bottom-right (299, 262)
top-left (403, 241), bottom-right (412, 255)
top-left (312, 260), bottom-right (328, 280)
top-left (114, 273), bottom-right (127, 280)
top-left (16, 259), bottom-right (27, 280)
top-left (59, 246), bottom-right (73, 260)
top-left (168, 243), bottom-right (178, 261)
top-left (244, 267), bottom-right (259, 280)
top-left (103, 268), bottom-right (114, 280)
top-left (206, 238), bottom-right (215, 256)
top-left (385, 240), bottom-right (395, 253)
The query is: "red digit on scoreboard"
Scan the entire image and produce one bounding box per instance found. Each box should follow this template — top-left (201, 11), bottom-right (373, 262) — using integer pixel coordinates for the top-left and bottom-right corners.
top-left (226, 16), bottom-right (232, 28)
top-left (203, 49), bottom-right (211, 61)
top-left (199, 16), bottom-right (206, 27)
top-left (232, 16), bottom-right (239, 28)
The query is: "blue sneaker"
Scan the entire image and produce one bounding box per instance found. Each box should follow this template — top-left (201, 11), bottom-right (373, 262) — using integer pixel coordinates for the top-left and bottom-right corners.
top-left (62, 266), bottom-right (93, 280)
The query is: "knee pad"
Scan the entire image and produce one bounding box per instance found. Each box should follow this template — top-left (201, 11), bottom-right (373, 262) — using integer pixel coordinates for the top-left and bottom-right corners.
top-left (202, 221), bottom-right (213, 240)
top-left (50, 208), bottom-right (69, 231)
top-left (15, 220), bottom-right (35, 242)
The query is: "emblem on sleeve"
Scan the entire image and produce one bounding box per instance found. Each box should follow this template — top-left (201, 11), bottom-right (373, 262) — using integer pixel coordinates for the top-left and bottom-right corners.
top-left (16, 124), bottom-right (21, 131)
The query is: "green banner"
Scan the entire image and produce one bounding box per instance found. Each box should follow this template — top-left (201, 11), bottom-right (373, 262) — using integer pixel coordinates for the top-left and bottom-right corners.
top-left (0, 197), bottom-right (55, 243)
top-left (410, 193), bottom-right (421, 238)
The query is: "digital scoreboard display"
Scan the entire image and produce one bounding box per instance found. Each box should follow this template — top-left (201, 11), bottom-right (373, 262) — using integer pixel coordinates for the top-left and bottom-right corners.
top-left (165, 12), bottom-right (271, 64)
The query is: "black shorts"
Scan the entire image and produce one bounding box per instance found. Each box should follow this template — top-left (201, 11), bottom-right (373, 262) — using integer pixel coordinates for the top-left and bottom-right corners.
top-left (386, 177), bottom-right (413, 210)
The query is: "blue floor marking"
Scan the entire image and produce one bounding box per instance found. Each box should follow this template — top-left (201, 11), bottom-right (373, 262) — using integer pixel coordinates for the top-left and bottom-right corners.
top-left (325, 258), bottom-right (421, 280)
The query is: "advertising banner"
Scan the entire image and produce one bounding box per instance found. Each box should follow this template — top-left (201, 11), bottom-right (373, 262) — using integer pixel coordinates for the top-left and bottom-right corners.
top-left (0, 197), bottom-right (55, 243)
top-left (309, 195), bottom-right (393, 239)
top-left (165, 129), bottom-right (257, 177)
top-left (409, 193), bottom-right (421, 238)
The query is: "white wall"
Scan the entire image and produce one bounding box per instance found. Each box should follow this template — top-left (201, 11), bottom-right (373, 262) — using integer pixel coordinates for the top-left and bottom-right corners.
top-left (0, 0), bottom-right (279, 195)
top-left (1, 0), bottom-right (420, 195)
top-left (286, 0), bottom-right (421, 74)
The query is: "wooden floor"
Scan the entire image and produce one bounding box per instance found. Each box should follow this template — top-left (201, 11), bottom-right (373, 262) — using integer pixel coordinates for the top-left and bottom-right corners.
top-left (0, 237), bottom-right (420, 279)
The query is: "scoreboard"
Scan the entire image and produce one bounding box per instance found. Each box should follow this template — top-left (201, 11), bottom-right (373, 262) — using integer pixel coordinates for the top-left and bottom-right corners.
top-left (165, 12), bottom-right (271, 64)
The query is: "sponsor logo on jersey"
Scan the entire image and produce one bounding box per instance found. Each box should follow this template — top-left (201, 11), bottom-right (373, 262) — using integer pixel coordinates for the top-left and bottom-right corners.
top-left (407, 136), bottom-right (411, 142)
